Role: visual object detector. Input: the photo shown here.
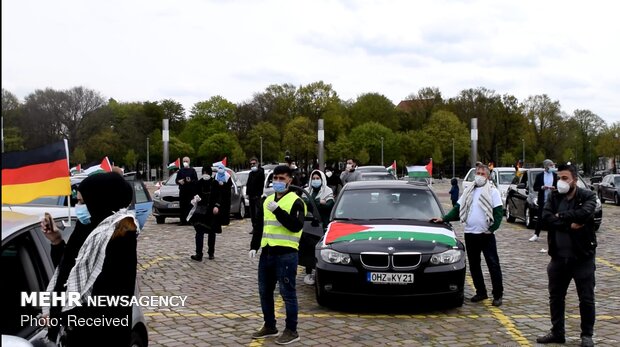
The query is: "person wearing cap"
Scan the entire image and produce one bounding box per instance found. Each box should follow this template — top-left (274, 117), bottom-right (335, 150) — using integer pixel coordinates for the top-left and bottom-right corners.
top-left (530, 159), bottom-right (558, 242)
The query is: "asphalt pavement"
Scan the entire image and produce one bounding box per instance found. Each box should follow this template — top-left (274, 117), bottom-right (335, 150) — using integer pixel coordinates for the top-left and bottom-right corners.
top-left (138, 180), bottom-right (620, 346)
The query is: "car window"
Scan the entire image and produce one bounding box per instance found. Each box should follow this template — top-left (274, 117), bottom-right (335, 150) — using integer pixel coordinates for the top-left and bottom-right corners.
top-left (165, 173), bottom-right (177, 185)
top-left (134, 181), bottom-right (151, 204)
top-left (237, 172), bottom-right (249, 185)
top-left (1, 229), bottom-right (49, 338)
top-left (334, 188), bottom-right (442, 220)
top-left (464, 169), bottom-right (475, 182)
top-left (497, 172), bottom-right (516, 185)
top-left (614, 177), bottom-right (620, 186)
top-left (360, 174), bottom-right (396, 181)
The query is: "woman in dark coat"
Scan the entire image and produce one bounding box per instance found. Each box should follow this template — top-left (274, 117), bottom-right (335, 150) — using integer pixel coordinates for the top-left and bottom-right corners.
top-left (190, 166), bottom-right (223, 261)
top-left (41, 172), bottom-right (136, 347)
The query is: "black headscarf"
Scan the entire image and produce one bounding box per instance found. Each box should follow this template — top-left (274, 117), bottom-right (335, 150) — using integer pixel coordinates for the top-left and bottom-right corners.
top-left (78, 172), bottom-right (133, 226)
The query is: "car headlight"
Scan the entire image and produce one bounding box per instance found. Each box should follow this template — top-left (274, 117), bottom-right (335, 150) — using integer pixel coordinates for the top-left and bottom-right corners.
top-left (154, 190), bottom-right (160, 199)
top-left (320, 249), bottom-right (351, 265)
top-left (430, 249), bottom-right (463, 265)
top-left (595, 196), bottom-right (602, 210)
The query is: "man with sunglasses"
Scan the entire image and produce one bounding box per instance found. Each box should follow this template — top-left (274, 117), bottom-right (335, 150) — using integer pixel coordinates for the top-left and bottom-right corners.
top-left (248, 165), bottom-right (306, 345)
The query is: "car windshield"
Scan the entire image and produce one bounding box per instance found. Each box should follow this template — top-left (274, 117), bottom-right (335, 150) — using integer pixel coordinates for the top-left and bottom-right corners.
top-left (614, 177), bottom-right (620, 186)
top-left (333, 188), bottom-right (442, 220)
top-left (357, 166), bottom-right (387, 173)
top-left (237, 172), bottom-right (249, 185)
top-left (464, 169), bottom-right (475, 182)
top-left (165, 173), bottom-right (178, 185)
top-left (497, 172), bottom-right (516, 184)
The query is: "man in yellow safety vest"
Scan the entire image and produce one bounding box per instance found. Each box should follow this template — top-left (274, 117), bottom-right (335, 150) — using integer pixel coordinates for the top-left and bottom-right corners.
top-left (249, 165), bottom-right (306, 345)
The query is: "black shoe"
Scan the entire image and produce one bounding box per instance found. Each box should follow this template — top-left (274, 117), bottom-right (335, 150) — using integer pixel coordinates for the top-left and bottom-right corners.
top-left (580, 336), bottom-right (594, 347)
top-left (470, 294), bottom-right (489, 302)
top-left (492, 297), bottom-right (503, 307)
top-left (190, 254), bottom-right (203, 261)
top-left (536, 331), bottom-right (566, 344)
top-left (208, 255), bottom-right (214, 260)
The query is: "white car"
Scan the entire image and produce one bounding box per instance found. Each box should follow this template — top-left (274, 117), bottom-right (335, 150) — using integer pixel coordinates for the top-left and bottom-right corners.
top-left (462, 167), bottom-right (518, 208)
top-left (1, 209), bottom-right (148, 347)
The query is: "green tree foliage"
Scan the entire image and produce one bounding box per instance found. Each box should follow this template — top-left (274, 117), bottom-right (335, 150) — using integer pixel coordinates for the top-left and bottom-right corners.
top-left (282, 117), bottom-right (315, 166)
top-left (123, 149), bottom-right (137, 170)
top-left (522, 94), bottom-right (563, 160)
top-left (198, 133), bottom-right (245, 166)
top-left (190, 96), bottom-right (236, 126)
top-left (350, 93), bottom-right (399, 131)
top-left (251, 84), bottom-right (297, 127)
top-left (71, 147), bottom-right (86, 165)
top-left (417, 110), bottom-right (470, 166)
top-left (159, 99), bottom-right (185, 132)
top-left (296, 81), bottom-right (340, 122)
top-left (348, 122), bottom-right (397, 165)
top-left (500, 152), bottom-right (516, 167)
top-left (400, 87), bottom-right (444, 130)
top-left (245, 122), bottom-right (281, 164)
top-left (326, 135), bottom-right (355, 163)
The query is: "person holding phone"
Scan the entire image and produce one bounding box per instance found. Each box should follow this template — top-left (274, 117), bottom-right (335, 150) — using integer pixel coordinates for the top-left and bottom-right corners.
top-left (177, 156), bottom-right (198, 225)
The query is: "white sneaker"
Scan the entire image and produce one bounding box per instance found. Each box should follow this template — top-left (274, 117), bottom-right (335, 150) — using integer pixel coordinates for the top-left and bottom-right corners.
top-left (303, 273), bottom-right (315, 285)
top-left (528, 234), bottom-right (539, 242)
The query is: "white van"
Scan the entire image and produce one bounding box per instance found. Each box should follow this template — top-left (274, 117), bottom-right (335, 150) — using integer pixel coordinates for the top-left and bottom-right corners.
top-left (462, 167), bottom-right (518, 208)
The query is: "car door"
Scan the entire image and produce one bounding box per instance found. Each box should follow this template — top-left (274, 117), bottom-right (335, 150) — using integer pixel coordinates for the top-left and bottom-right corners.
top-left (1, 218), bottom-right (77, 343)
top-left (513, 171), bottom-right (530, 219)
top-left (133, 180), bottom-right (153, 230)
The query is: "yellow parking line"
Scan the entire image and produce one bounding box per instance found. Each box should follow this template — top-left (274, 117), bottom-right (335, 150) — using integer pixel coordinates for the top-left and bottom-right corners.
top-left (597, 257), bottom-right (620, 272)
top-left (138, 255), bottom-right (179, 271)
top-left (465, 276), bottom-right (532, 347)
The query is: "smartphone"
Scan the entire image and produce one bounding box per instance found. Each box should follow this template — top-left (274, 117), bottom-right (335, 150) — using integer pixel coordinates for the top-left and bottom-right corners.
top-left (44, 212), bottom-right (54, 232)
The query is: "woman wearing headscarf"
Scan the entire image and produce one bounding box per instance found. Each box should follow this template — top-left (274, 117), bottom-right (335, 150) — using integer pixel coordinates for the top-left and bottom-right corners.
top-left (214, 162), bottom-right (232, 226)
top-left (301, 170), bottom-right (335, 285)
top-left (41, 172), bottom-right (137, 347)
top-left (190, 166), bottom-right (223, 261)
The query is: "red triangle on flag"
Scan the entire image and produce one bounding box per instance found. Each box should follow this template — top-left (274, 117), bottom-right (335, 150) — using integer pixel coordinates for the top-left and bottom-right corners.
top-left (175, 158), bottom-right (180, 168)
top-left (101, 156), bottom-right (113, 172)
top-left (425, 158), bottom-right (433, 176)
top-left (391, 160), bottom-right (396, 171)
top-left (222, 157), bottom-right (227, 167)
top-left (325, 222), bottom-right (372, 244)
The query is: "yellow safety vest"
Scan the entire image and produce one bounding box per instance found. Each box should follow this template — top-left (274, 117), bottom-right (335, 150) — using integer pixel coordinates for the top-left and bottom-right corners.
top-left (261, 192), bottom-right (306, 250)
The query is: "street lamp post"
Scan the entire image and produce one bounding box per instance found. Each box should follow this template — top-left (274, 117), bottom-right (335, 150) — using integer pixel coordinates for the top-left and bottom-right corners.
top-left (260, 136), bottom-right (263, 166)
top-left (588, 140), bottom-right (592, 175)
top-left (380, 137), bottom-right (384, 166)
top-left (146, 137), bottom-right (150, 181)
top-left (522, 139), bottom-right (525, 167)
top-left (615, 132), bottom-right (619, 174)
top-left (452, 138), bottom-right (455, 178)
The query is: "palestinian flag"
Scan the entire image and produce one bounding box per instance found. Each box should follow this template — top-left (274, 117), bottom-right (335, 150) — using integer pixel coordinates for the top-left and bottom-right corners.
top-left (425, 158), bottom-right (433, 176)
top-left (407, 165), bottom-right (431, 178)
top-left (83, 157), bottom-right (113, 176)
top-left (2, 140), bottom-right (71, 204)
top-left (324, 222), bottom-right (456, 247)
top-left (168, 158), bottom-right (180, 170)
top-left (212, 157), bottom-right (227, 167)
top-left (70, 164), bottom-right (81, 175)
top-left (387, 160), bottom-right (396, 172)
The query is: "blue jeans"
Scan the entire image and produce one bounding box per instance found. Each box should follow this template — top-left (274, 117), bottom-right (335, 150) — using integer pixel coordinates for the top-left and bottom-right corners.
top-left (258, 250), bottom-right (298, 331)
top-left (464, 233), bottom-right (504, 299)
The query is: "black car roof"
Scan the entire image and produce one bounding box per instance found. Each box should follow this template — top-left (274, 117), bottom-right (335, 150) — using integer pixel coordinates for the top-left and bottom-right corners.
top-left (343, 180), bottom-right (431, 190)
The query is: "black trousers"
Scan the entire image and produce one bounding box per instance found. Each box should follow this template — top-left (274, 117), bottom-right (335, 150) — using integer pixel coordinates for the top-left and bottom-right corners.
top-left (249, 196), bottom-right (263, 232)
top-left (180, 195), bottom-right (192, 224)
top-left (464, 233), bottom-right (504, 299)
top-left (535, 205), bottom-right (544, 236)
top-left (194, 223), bottom-right (216, 257)
top-left (547, 256), bottom-right (596, 337)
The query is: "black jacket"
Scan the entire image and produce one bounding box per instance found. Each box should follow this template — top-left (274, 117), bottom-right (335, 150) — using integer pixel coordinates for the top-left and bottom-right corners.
top-left (246, 167), bottom-right (265, 197)
top-left (542, 187), bottom-right (598, 259)
top-left (533, 170), bottom-right (558, 207)
top-left (191, 177), bottom-right (223, 231)
top-left (177, 167), bottom-right (198, 197)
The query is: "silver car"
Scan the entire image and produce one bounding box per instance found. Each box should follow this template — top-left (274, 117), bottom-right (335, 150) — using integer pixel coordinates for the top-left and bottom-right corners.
top-left (0, 209), bottom-right (148, 347)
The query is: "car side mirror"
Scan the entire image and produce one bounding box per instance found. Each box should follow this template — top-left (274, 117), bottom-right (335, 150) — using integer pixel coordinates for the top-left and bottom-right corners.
top-left (611, 183), bottom-right (615, 187)
top-left (517, 183), bottom-right (526, 189)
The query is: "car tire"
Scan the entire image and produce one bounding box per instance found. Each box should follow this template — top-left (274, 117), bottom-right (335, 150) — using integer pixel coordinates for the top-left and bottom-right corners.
top-left (314, 274), bottom-right (332, 307)
top-left (506, 204), bottom-right (516, 223)
top-left (235, 201), bottom-right (245, 219)
top-left (445, 291), bottom-right (464, 308)
top-left (156, 216), bottom-right (165, 224)
top-left (599, 191), bottom-right (605, 204)
top-left (615, 193), bottom-right (620, 206)
top-left (130, 330), bottom-right (146, 347)
top-left (594, 223), bottom-right (601, 232)
top-left (525, 207), bottom-right (535, 229)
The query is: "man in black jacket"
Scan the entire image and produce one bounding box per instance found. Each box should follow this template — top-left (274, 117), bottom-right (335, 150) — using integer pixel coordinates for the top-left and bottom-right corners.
top-left (530, 159), bottom-right (558, 241)
top-left (537, 164), bottom-right (597, 347)
top-left (246, 157), bottom-right (265, 234)
top-left (177, 156), bottom-right (198, 225)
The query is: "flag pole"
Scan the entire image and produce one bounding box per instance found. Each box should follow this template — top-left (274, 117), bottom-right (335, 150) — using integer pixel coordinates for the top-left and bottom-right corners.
top-left (64, 139), bottom-right (72, 226)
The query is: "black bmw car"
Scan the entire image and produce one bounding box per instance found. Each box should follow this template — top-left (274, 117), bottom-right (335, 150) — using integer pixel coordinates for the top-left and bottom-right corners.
top-left (314, 180), bottom-right (466, 307)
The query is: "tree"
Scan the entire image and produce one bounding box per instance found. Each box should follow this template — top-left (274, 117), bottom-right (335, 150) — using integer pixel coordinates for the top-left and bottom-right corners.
top-left (282, 117), bottom-right (315, 168)
top-left (350, 93), bottom-right (399, 131)
top-left (326, 134), bottom-right (355, 163)
top-left (159, 99), bottom-right (186, 132)
top-left (124, 149), bottom-right (137, 170)
top-left (250, 83), bottom-right (297, 130)
top-left (418, 110), bottom-right (470, 168)
top-left (500, 152), bottom-right (516, 167)
top-left (522, 94), bottom-right (563, 160)
top-left (198, 133), bottom-right (245, 166)
top-left (190, 96), bottom-right (236, 127)
top-left (245, 122), bottom-right (281, 164)
top-left (400, 87), bottom-right (444, 130)
top-left (71, 147), bottom-right (87, 166)
top-left (570, 109), bottom-right (606, 173)
top-left (348, 122), bottom-right (397, 165)
top-left (296, 81), bottom-right (340, 122)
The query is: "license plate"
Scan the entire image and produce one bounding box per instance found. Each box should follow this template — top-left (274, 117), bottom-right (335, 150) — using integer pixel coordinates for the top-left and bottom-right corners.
top-left (169, 202), bottom-right (179, 208)
top-left (367, 272), bottom-right (414, 284)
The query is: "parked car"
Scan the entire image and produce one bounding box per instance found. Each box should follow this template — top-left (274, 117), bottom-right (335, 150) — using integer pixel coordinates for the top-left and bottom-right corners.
top-left (590, 170), bottom-right (610, 186)
top-left (356, 166), bottom-right (389, 173)
top-left (314, 180), bottom-right (466, 308)
top-left (462, 167), bottom-right (517, 207)
top-left (152, 167), bottom-right (245, 224)
top-left (0, 210), bottom-right (148, 347)
top-left (236, 170), bottom-right (251, 215)
top-left (505, 168), bottom-right (603, 230)
top-left (598, 174), bottom-right (620, 205)
top-left (12, 174), bottom-right (153, 230)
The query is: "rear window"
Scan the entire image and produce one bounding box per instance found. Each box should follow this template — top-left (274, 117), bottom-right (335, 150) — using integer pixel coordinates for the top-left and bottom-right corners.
top-left (334, 188), bottom-right (442, 220)
top-left (497, 172), bottom-right (516, 184)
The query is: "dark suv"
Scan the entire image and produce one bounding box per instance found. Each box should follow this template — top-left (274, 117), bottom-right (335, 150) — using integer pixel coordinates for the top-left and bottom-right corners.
top-left (505, 168), bottom-right (602, 231)
top-left (598, 174), bottom-right (620, 205)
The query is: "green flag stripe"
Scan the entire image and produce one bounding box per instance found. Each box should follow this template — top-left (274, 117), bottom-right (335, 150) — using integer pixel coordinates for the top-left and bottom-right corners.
top-left (332, 231), bottom-right (456, 247)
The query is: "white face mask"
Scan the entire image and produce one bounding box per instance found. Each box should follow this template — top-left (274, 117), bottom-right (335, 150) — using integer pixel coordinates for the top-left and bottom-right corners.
top-left (557, 180), bottom-right (570, 194)
top-left (325, 171), bottom-right (333, 178)
top-left (202, 174), bottom-right (211, 180)
top-left (183, 162), bottom-right (189, 168)
top-left (346, 164), bottom-right (353, 171)
top-left (474, 175), bottom-right (487, 187)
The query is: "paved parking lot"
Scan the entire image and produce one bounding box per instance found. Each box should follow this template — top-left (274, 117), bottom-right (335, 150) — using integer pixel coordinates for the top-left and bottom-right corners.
top-left (138, 180), bottom-right (620, 346)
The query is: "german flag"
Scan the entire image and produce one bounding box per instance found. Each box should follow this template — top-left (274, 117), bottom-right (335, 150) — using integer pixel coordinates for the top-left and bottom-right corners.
top-left (2, 141), bottom-right (71, 204)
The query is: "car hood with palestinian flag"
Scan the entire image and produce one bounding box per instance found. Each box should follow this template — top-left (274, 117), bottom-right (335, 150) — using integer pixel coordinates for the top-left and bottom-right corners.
top-left (321, 220), bottom-right (458, 254)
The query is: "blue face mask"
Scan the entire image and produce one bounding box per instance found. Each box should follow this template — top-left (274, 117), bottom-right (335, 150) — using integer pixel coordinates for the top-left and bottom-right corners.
top-left (548, 167), bottom-right (557, 173)
top-left (273, 181), bottom-right (287, 193)
top-left (76, 204), bottom-right (91, 225)
top-left (251, 166), bottom-right (258, 172)
top-left (311, 179), bottom-right (322, 188)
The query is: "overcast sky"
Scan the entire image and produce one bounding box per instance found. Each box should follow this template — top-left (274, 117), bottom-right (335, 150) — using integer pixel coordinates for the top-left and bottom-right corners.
top-left (3, 0), bottom-right (619, 124)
